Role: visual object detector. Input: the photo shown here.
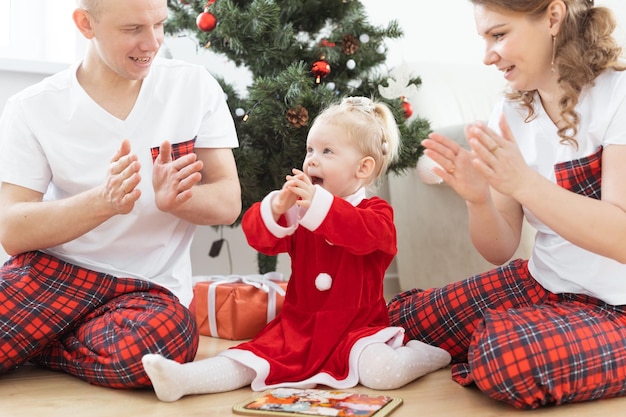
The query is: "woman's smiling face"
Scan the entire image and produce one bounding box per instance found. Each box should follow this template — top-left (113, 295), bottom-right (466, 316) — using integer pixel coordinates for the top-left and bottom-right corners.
top-left (475, 4), bottom-right (554, 92)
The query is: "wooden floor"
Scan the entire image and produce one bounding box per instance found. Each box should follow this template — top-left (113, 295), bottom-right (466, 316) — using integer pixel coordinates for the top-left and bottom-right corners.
top-left (3, 336), bottom-right (626, 417)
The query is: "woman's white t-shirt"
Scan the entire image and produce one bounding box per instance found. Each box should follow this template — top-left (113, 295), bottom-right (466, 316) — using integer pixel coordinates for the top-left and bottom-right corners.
top-left (489, 69), bottom-right (626, 305)
top-left (0, 58), bottom-right (238, 307)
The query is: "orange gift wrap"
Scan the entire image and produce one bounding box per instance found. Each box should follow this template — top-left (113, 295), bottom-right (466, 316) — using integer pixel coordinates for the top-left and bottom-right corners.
top-left (191, 273), bottom-right (288, 340)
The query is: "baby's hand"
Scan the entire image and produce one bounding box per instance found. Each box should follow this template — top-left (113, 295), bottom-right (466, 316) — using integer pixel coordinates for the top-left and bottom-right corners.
top-left (271, 175), bottom-right (300, 219)
top-left (287, 169), bottom-right (315, 209)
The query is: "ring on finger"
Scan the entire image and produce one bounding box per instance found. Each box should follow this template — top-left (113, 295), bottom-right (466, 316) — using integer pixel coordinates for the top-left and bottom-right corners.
top-left (447, 166), bottom-right (455, 174)
top-left (488, 144), bottom-right (499, 153)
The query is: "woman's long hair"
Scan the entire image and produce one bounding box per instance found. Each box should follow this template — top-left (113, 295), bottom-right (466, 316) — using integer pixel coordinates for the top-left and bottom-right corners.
top-left (471, 0), bottom-right (625, 147)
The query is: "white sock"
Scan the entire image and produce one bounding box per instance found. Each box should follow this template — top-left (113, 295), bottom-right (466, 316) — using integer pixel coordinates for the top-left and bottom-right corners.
top-left (358, 340), bottom-right (451, 390)
top-left (142, 354), bottom-right (255, 402)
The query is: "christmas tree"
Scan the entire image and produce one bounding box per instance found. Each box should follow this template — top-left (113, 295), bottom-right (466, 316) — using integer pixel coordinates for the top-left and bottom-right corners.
top-left (166, 0), bottom-right (431, 272)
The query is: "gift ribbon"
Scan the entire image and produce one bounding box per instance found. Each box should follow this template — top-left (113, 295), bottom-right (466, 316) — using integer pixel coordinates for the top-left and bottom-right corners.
top-left (196, 272), bottom-right (287, 338)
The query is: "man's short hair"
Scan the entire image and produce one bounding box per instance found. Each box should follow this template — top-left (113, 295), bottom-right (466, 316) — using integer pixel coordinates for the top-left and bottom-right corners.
top-left (78, 0), bottom-right (102, 21)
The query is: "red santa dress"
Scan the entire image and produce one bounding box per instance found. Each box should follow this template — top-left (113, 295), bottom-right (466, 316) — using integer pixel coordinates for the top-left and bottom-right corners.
top-left (218, 186), bottom-right (406, 391)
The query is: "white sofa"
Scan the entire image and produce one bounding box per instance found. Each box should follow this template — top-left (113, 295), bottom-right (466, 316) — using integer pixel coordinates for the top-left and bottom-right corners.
top-left (388, 61), bottom-right (535, 291)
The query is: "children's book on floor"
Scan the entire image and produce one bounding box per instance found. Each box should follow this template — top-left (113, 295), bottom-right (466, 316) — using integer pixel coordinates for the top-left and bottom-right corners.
top-left (232, 387), bottom-right (402, 417)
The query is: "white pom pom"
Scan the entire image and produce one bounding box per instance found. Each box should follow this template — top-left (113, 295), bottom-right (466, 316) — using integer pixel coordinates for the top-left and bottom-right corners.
top-left (315, 273), bottom-right (332, 291)
top-left (416, 155), bottom-right (444, 185)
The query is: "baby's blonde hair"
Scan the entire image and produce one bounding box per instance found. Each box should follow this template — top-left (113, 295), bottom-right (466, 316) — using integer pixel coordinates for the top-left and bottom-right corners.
top-left (310, 97), bottom-right (400, 186)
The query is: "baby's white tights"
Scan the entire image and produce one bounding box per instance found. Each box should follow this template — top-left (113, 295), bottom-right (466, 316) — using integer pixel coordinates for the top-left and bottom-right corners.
top-left (142, 354), bottom-right (254, 402)
top-left (142, 340), bottom-right (451, 402)
top-left (357, 340), bottom-right (451, 390)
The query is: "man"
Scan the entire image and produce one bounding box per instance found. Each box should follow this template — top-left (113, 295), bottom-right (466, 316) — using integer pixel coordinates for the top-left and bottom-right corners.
top-left (0, 0), bottom-right (241, 388)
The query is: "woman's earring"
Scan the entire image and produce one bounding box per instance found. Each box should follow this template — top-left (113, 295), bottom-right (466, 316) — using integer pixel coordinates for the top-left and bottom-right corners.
top-left (550, 35), bottom-right (557, 72)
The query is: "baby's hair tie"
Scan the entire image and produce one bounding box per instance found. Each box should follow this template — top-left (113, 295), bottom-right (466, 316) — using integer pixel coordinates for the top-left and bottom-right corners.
top-left (381, 140), bottom-right (389, 156)
top-left (343, 96), bottom-right (375, 113)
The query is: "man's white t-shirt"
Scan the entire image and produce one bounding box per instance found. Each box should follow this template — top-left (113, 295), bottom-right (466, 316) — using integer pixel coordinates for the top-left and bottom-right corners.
top-left (0, 58), bottom-right (239, 307)
top-left (490, 69), bottom-right (626, 305)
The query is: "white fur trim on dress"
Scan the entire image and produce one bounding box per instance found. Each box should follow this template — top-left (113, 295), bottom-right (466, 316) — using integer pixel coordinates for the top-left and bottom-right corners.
top-left (219, 327), bottom-right (406, 391)
top-left (260, 191), bottom-right (298, 238)
top-left (298, 185), bottom-right (333, 232)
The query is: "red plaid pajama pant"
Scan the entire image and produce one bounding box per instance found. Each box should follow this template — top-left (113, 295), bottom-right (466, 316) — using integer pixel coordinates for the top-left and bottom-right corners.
top-left (0, 251), bottom-right (199, 388)
top-left (387, 258), bottom-right (626, 409)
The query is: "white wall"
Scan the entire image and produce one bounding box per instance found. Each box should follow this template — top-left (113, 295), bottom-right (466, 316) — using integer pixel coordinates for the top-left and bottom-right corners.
top-left (360, 0), bottom-right (626, 67)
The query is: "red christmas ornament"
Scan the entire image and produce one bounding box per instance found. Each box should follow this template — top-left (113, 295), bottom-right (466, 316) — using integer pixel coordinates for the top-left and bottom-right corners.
top-left (196, 9), bottom-right (217, 32)
top-left (401, 97), bottom-right (413, 119)
top-left (312, 58), bottom-right (331, 84)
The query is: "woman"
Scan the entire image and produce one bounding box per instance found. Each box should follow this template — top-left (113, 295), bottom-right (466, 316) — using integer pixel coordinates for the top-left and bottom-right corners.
top-left (388, 0), bottom-right (626, 409)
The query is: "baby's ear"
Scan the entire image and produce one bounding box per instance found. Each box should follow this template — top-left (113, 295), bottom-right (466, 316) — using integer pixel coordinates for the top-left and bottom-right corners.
top-left (356, 156), bottom-right (375, 179)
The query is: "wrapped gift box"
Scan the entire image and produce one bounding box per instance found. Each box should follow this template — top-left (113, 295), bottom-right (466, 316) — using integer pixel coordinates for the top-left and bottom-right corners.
top-left (191, 273), bottom-right (288, 340)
